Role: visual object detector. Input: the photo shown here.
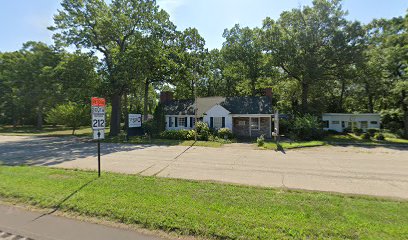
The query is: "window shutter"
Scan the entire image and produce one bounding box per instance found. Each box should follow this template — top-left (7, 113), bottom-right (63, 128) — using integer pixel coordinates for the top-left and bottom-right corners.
top-left (175, 117), bottom-right (178, 127)
top-left (222, 117), bottom-right (225, 128)
top-left (190, 117), bottom-right (193, 128)
top-left (185, 117), bottom-right (188, 127)
top-left (210, 117), bottom-right (213, 128)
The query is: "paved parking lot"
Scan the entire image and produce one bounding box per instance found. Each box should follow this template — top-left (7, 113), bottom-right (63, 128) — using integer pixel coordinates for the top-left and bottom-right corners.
top-left (1, 136), bottom-right (407, 199)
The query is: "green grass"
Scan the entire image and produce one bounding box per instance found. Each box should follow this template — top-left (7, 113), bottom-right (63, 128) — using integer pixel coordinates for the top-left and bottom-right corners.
top-left (262, 141), bottom-right (326, 150)
top-left (324, 133), bottom-right (408, 145)
top-left (0, 166), bottom-right (407, 239)
top-left (0, 125), bottom-right (97, 137)
top-left (104, 135), bottom-right (227, 148)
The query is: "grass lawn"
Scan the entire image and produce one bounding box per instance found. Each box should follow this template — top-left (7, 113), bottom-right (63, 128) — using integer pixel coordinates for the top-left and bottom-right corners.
top-left (261, 141), bottom-right (326, 150)
top-left (103, 135), bottom-right (227, 148)
top-left (0, 125), bottom-right (96, 137)
top-left (324, 133), bottom-right (408, 145)
top-left (0, 166), bottom-right (407, 239)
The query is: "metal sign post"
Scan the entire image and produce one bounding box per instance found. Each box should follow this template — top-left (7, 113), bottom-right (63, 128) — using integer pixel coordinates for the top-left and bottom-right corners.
top-left (91, 97), bottom-right (106, 177)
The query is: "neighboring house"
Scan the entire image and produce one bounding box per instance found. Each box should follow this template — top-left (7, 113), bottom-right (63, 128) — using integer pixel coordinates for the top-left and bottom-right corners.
top-left (322, 113), bottom-right (381, 132)
top-left (161, 90), bottom-right (274, 138)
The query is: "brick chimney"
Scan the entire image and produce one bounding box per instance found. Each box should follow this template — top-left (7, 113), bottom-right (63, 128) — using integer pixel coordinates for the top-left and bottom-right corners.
top-left (263, 88), bottom-right (272, 99)
top-left (160, 91), bottom-right (173, 104)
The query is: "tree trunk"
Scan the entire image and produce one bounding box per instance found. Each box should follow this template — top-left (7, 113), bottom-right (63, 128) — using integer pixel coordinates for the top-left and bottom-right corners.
top-left (143, 79), bottom-right (149, 121)
top-left (36, 103), bottom-right (43, 130)
top-left (72, 126), bottom-right (76, 135)
top-left (402, 90), bottom-right (408, 139)
top-left (338, 79), bottom-right (346, 112)
top-left (365, 82), bottom-right (374, 113)
top-left (109, 93), bottom-right (122, 137)
top-left (251, 78), bottom-right (256, 96)
top-left (301, 82), bottom-right (309, 114)
top-left (123, 92), bottom-right (129, 131)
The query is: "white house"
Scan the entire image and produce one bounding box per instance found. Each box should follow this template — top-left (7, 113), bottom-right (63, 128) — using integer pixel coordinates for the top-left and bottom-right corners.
top-left (161, 90), bottom-right (275, 138)
top-left (322, 113), bottom-right (381, 132)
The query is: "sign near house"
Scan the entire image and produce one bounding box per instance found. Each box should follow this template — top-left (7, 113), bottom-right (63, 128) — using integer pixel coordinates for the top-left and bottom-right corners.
top-left (91, 97), bottom-right (106, 131)
top-left (91, 97), bottom-right (105, 177)
top-left (128, 114), bottom-right (142, 128)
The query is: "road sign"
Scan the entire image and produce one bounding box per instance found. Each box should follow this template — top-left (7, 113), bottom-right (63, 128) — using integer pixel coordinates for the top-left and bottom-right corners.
top-left (91, 97), bottom-right (106, 130)
top-left (91, 97), bottom-right (106, 178)
top-left (128, 114), bottom-right (142, 128)
top-left (93, 129), bottom-right (105, 140)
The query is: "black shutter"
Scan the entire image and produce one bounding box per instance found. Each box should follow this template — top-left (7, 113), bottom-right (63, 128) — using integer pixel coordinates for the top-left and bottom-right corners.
top-left (175, 117), bottom-right (178, 127)
top-left (184, 117), bottom-right (188, 127)
top-left (222, 117), bottom-right (225, 128)
top-left (190, 117), bottom-right (193, 128)
top-left (210, 117), bottom-right (213, 128)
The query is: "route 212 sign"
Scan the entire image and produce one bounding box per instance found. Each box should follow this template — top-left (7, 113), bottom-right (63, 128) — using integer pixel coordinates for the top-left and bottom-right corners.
top-left (91, 97), bottom-right (106, 131)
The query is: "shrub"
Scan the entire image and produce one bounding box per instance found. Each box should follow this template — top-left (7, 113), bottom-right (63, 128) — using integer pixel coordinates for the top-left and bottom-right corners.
top-left (375, 133), bottom-right (385, 141)
top-left (353, 127), bottom-right (363, 136)
top-left (290, 114), bottom-right (324, 141)
top-left (159, 130), bottom-right (196, 140)
top-left (217, 128), bottom-right (233, 139)
top-left (46, 102), bottom-right (89, 135)
top-left (257, 135), bottom-right (265, 147)
top-left (196, 121), bottom-right (210, 141)
top-left (367, 129), bottom-right (379, 137)
top-left (343, 127), bottom-right (352, 133)
top-left (361, 132), bottom-right (371, 140)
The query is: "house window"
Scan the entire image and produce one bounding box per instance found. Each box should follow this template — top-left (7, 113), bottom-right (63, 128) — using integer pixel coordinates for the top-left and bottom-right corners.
top-left (360, 121), bottom-right (368, 129)
top-left (332, 121), bottom-right (340, 124)
top-left (213, 117), bottom-right (222, 129)
top-left (168, 117), bottom-right (173, 127)
top-left (323, 121), bottom-right (329, 128)
top-left (342, 121), bottom-right (346, 128)
top-left (178, 117), bottom-right (186, 127)
top-left (251, 118), bottom-right (260, 130)
top-left (238, 120), bottom-right (246, 126)
top-left (370, 121), bottom-right (378, 125)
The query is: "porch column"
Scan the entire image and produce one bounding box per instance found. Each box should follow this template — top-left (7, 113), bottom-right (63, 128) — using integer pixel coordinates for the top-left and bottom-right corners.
top-left (249, 117), bottom-right (252, 137)
top-left (269, 115), bottom-right (272, 138)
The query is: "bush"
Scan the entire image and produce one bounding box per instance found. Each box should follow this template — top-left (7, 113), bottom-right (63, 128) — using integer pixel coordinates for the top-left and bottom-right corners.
top-left (257, 135), bottom-right (265, 147)
top-left (217, 128), bottom-right (233, 139)
top-left (290, 114), bottom-right (324, 141)
top-left (159, 130), bottom-right (196, 140)
top-left (367, 129), bottom-right (379, 137)
top-left (375, 133), bottom-right (385, 140)
top-left (46, 102), bottom-right (89, 135)
top-left (353, 127), bottom-right (363, 136)
top-left (343, 127), bottom-right (352, 133)
top-left (361, 132), bottom-right (371, 140)
top-left (196, 121), bottom-right (210, 141)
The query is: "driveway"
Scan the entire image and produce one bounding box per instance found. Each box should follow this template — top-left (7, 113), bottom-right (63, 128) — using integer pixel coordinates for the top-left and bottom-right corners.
top-left (1, 135), bottom-right (408, 199)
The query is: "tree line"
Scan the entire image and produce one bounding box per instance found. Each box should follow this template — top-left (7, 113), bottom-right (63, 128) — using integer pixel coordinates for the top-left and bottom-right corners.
top-left (0, 0), bottom-right (407, 138)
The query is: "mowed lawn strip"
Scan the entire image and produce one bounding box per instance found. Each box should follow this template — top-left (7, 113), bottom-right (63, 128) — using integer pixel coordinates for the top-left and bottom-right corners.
top-left (0, 166), bottom-right (407, 239)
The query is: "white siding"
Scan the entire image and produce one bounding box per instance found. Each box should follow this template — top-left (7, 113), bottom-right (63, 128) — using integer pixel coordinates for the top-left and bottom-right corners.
top-left (203, 105), bottom-right (232, 129)
top-left (322, 114), bottom-right (381, 132)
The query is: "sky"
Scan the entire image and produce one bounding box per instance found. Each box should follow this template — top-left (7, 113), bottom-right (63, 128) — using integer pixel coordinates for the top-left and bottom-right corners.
top-left (0, 0), bottom-right (407, 52)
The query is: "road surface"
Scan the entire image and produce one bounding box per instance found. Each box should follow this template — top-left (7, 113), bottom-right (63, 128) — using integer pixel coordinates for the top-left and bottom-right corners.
top-left (1, 135), bottom-right (408, 199)
top-left (0, 204), bottom-right (166, 240)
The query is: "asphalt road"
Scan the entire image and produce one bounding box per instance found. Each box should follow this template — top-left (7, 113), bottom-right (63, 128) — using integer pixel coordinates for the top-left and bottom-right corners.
top-left (1, 135), bottom-right (408, 199)
top-left (0, 204), bottom-right (166, 240)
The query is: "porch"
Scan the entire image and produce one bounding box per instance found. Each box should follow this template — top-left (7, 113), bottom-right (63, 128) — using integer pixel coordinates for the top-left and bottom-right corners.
top-left (232, 115), bottom-right (272, 138)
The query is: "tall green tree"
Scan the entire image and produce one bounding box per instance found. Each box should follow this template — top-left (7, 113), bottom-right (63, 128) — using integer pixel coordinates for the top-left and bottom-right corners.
top-left (262, 0), bottom-right (364, 113)
top-left (50, 0), bottom-right (169, 136)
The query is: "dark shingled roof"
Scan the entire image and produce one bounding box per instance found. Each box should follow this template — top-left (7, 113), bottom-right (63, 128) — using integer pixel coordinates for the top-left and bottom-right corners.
top-left (163, 96), bottom-right (273, 115)
top-left (221, 96), bottom-right (273, 114)
top-left (163, 99), bottom-right (195, 115)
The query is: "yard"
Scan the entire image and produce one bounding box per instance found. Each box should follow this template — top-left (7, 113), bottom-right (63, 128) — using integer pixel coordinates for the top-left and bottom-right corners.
top-left (0, 166), bottom-right (407, 240)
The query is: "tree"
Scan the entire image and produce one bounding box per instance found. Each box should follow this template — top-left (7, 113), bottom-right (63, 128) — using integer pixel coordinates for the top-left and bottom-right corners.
top-left (222, 24), bottom-right (264, 96)
top-left (50, 0), bottom-right (169, 136)
top-left (46, 102), bottom-right (90, 135)
top-left (262, 0), bottom-right (364, 113)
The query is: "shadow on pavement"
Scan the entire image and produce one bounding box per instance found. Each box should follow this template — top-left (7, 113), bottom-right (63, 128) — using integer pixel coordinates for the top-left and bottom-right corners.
top-left (0, 136), bottom-right (152, 166)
